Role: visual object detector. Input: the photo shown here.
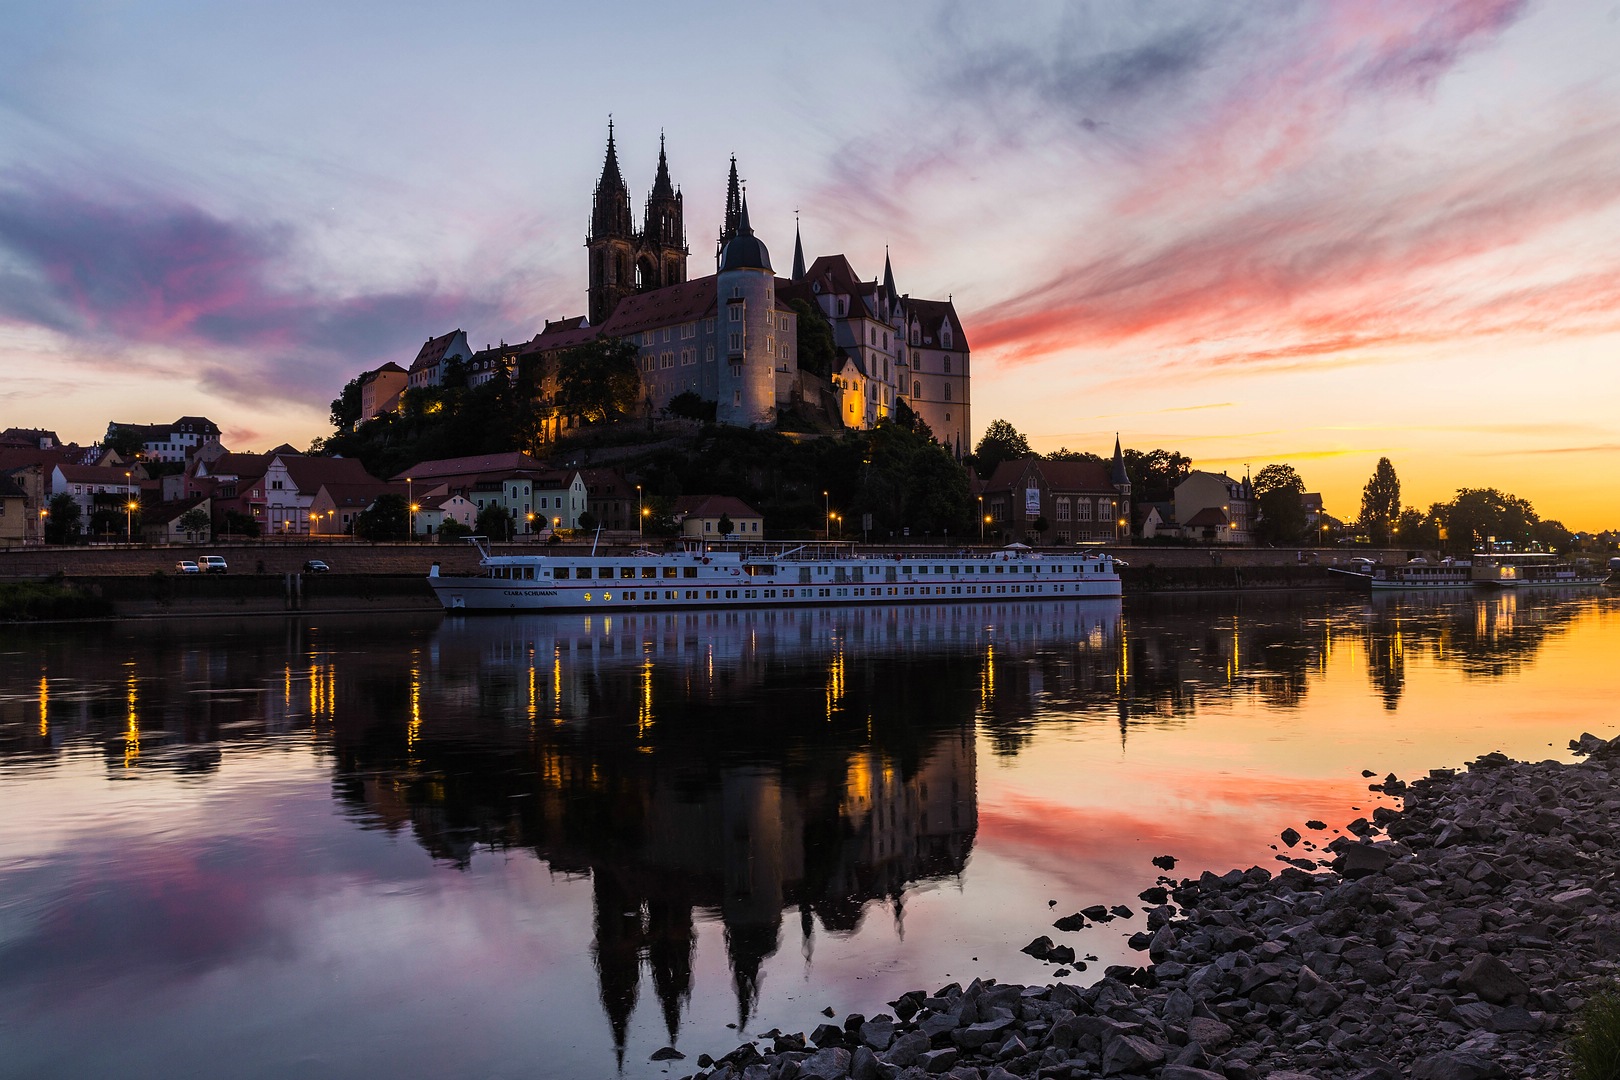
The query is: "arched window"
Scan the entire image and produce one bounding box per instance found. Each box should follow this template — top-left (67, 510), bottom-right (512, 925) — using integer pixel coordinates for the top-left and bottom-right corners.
top-left (913, 381), bottom-right (921, 397)
top-left (943, 384), bottom-right (952, 401)
top-left (943, 355), bottom-right (952, 373)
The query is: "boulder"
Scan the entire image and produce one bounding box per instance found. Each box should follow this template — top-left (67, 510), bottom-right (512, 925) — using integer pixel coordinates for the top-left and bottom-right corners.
top-left (1456, 954), bottom-right (1530, 1004)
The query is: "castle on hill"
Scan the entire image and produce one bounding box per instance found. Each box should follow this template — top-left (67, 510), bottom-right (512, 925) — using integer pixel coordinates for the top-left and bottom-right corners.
top-left (388, 124), bottom-right (972, 450)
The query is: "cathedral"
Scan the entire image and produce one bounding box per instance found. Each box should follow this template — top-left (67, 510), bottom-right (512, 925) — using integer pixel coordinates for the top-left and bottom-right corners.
top-left (523, 125), bottom-right (972, 447)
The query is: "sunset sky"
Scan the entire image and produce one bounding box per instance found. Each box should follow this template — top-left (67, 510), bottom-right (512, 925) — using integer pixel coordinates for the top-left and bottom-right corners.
top-left (2, 2), bottom-right (1616, 528)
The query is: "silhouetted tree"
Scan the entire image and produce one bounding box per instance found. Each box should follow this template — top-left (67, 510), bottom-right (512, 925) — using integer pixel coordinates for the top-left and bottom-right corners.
top-left (1359, 458), bottom-right (1401, 545)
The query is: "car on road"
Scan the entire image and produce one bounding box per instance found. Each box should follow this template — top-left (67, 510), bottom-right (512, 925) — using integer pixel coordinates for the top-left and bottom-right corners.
top-left (199, 555), bottom-right (228, 574)
top-left (175, 560), bottom-right (200, 574)
top-left (303, 559), bottom-right (331, 573)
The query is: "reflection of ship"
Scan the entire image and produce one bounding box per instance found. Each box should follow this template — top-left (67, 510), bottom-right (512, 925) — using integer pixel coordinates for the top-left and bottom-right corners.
top-left (1470, 552), bottom-right (1607, 588)
top-left (1328, 558), bottom-right (1474, 590)
top-left (427, 539), bottom-right (1120, 611)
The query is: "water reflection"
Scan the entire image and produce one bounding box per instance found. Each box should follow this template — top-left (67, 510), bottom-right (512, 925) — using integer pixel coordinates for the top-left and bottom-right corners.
top-left (0, 592), bottom-right (1610, 1077)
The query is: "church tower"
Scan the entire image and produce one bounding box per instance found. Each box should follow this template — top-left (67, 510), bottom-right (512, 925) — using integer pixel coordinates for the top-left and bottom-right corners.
top-left (587, 120), bottom-right (636, 326)
top-left (640, 133), bottom-right (687, 290)
top-left (716, 156), bottom-right (742, 270)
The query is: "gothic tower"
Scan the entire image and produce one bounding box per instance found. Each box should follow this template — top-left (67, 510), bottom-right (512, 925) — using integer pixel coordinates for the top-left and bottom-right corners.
top-left (716, 155), bottom-right (742, 270)
top-left (640, 132), bottom-right (687, 290)
top-left (587, 120), bottom-right (636, 326)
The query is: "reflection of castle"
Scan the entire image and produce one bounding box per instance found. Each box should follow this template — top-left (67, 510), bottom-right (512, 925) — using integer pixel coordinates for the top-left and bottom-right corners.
top-left (331, 604), bottom-right (1009, 1061)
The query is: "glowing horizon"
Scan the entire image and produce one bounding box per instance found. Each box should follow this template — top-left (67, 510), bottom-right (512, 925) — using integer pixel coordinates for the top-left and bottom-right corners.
top-left (1, 3), bottom-right (1615, 528)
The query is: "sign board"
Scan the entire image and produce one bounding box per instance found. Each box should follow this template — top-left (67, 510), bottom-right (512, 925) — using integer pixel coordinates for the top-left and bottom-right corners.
top-left (862, 513), bottom-right (873, 531)
top-left (1024, 487), bottom-right (1042, 514)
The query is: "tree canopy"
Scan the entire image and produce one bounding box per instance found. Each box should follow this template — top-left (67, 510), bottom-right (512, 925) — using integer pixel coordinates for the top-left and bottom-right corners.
top-left (1252, 464), bottom-right (1306, 544)
top-left (558, 338), bottom-right (642, 424)
top-left (1124, 449), bottom-right (1192, 501)
top-left (973, 419), bottom-right (1032, 479)
top-left (1359, 458), bottom-right (1401, 545)
top-left (330, 374), bottom-right (364, 432)
top-left (789, 299), bottom-right (837, 379)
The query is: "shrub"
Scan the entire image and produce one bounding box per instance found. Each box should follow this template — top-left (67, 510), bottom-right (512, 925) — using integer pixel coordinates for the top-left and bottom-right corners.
top-left (1571, 984), bottom-right (1620, 1080)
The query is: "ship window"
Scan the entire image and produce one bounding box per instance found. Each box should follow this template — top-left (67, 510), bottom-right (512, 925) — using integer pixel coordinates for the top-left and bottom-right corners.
top-left (663, 567), bottom-right (678, 578)
top-left (554, 567), bottom-right (570, 579)
top-left (641, 567), bottom-right (656, 578)
top-left (620, 567), bottom-right (635, 579)
top-left (683, 567), bottom-right (698, 578)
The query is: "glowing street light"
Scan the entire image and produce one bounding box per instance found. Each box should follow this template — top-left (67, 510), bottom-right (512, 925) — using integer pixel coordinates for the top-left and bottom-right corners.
top-left (405, 477), bottom-right (413, 539)
top-left (978, 496), bottom-right (984, 542)
top-left (124, 471), bottom-right (134, 542)
top-left (823, 490), bottom-right (830, 540)
top-left (637, 484), bottom-right (643, 537)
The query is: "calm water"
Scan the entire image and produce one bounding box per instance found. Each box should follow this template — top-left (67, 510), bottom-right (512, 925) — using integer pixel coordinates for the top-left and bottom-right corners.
top-left (2, 591), bottom-right (1616, 1079)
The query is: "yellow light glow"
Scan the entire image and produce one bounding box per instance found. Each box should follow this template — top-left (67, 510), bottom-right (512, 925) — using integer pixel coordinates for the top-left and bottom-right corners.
top-left (38, 675), bottom-right (48, 738)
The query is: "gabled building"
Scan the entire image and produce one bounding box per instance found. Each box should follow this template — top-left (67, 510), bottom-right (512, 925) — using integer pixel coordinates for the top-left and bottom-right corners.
top-left (309, 481), bottom-right (406, 535)
top-left (672, 495), bottom-right (763, 540)
top-left (406, 330), bottom-right (472, 391)
top-left (577, 468), bottom-right (636, 531)
top-left (0, 428), bottom-right (60, 451)
top-left (105, 416), bottom-right (221, 463)
top-left (262, 455), bottom-right (386, 535)
top-left (0, 473), bottom-right (30, 546)
top-left (980, 453), bottom-right (1131, 546)
top-left (1174, 471), bottom-right (1253, 545)
top-left (141, 496), bottom-right (211, 544)
top-left (50, 463), bottom-right (145, 520)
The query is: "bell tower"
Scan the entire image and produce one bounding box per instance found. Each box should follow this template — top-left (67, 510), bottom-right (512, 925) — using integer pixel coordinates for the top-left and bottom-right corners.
top-left (587, 119), bottom-right (636, 325)
top-left (641, 132), bottom-right (687, 290)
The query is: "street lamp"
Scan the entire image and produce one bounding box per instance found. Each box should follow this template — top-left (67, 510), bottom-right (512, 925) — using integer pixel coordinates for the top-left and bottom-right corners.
top-left (823, 490), bottom-right (830, 540)
top-left (637, 484), bottom-right (643, 537)
top-left (125, 471), bottom-right (134, 542)
top-left (526, 512), bottom-right (536, 535)
top-left (978, 496), bottom-right (984, 542)
top-left (405, 477), bottom-right (413, 539)
top-left (409, 503), bottom-right (420, 540)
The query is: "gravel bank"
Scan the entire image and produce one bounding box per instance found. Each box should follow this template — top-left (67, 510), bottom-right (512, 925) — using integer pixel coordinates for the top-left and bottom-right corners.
top-left (671, 734), bottom-right (1620, 1080)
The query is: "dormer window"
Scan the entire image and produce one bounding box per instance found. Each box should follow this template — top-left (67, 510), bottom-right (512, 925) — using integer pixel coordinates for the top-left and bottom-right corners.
top-left (942, 328), bottom-right (953, 348)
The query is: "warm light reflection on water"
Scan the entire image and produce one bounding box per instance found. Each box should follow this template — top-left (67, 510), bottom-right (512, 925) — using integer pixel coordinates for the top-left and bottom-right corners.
top-left (0, 592), bottom-right (1615, 1080)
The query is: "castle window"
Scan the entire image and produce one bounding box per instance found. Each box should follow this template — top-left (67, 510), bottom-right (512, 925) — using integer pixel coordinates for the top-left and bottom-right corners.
top-left (734, 391), bottom-right (742, 406)
top-left (911, 328), bottom-right (919, 345)
top-left (883, 332), bottom-right (889, 349)
top-left (730, 307), bottom-right (741, 322)
top-left (913, 381), bottom-right (921, 397)
top-left (838, 299), bottom-right (847, 316)
top-left (661, 353), bottom-right (673, 369)
top-left (662, 327), bottom-right (671, 342)
top-left (1057, 498), bottom-right (1071, 521)
top-left (681, 349), bottom-right (693, 366)
top-left (943, 328), bottom-right (953, 348)
top-left (944, 384), bottom-right (952, 401)
top-left (705, 317), bottom-right (715, 332)
top-left (706, 345), bottom-right (714, 361)
top-left (729, 332), bottom-right (741, 351)
top-left (943, 355), bottom-right (951, 373)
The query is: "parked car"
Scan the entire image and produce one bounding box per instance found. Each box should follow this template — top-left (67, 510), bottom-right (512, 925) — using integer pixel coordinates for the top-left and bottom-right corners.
top-left (303, 559), bottom-right (330, 573)
top-left (175, 560), bottom-right (201, 574)
top-left (199, 555), bottom-right (228, 574)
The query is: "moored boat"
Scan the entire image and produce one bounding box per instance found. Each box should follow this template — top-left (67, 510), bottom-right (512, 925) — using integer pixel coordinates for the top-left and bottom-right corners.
top-left (1327, 557), bottom-right (1474, 590)
top-left (1470, 552), bottom-right (1607, 588)
top-left (428, 538), bottom-right (1122, 612)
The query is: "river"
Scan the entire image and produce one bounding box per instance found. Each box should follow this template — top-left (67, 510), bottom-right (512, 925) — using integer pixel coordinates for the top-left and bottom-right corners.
top-left (1, 590), bottom-right (1615, 1079)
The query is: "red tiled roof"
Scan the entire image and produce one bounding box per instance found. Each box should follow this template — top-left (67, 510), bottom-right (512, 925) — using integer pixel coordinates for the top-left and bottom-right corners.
top-left (409, 330), bottom-right (464, 372)
top-left (203, 452), bottom-right (273, 479)
top-left (280, 456), bottom-right (380, 492)
top-left (983, 458), bottom-right (1115, 494)
top-left (531, 318), bottom-right (598, 353)
top-left (600, 276), bottom-right (719, 338)
top-left (392, 452), bottom-right (549, 482)
top-left (316, 481), bottom-right (405, 509)
top-left (54, 464), bottom-right (137, 486)
top-left (906, 298), bottom-right (969, 352)
top-left (671, 494), bottom-right (762, 519)
top-left (1184, 507), bottom-right (1230, 528)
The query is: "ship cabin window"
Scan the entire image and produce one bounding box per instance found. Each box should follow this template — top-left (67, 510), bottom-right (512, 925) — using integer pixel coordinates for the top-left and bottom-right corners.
top-left (641, 567), bottom-right (657, 578)
top-left (902, 565), bottom-right (913, 574)
top-left (620, 567), bottom-right (635, 579)
top-left (683, 567), bottom-right (698, 578)
top-left (935, 566), bottom-right (944, 574)
top-left (663, 567), bottom-right (678, 579)
top-left (553, 567), bottom-right (570, 579)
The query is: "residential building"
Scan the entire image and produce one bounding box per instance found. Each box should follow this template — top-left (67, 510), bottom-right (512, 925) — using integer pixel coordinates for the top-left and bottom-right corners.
top-left (672, 495), bottom-right (763, 540)
top-left (359, 363), bottom-right (408, 421)
top-left (0, 473), bottom-right (29, 546)
top-left (0, 428), bottom-right (60, 450)
top-left (50, 463), bottom-right (145, 522)
top-left (577, 468), bottom-right (636, 531)
top-left (980, 448), bottom-right (1132, 546)
top-left (411, 492), bottom-right (478, 536)
top-left (1174, 471), bottom-right (1253, 544)
top-left (262, 454), bottom-right (386, 535)
top-left (105, 416), bottom-right (221, 463)
top-left (141, 496), bottom-right (212, 544)
top-left (308, 482), bottom-right (406, 536)
top-left (406, 329), bottom-right (473, 391)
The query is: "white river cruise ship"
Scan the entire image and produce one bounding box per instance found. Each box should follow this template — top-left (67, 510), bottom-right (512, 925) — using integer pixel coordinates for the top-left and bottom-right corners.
top-left (429, 538), bottom-right (1122, 612)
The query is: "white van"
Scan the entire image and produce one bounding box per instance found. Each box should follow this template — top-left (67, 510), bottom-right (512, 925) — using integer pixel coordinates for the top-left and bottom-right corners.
top-left (199, 555), bottom-right (228, 574)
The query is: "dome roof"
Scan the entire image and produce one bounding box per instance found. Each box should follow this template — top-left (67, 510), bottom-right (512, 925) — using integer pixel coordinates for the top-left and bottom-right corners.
top-left (719, 196), bottom-right (772, 273)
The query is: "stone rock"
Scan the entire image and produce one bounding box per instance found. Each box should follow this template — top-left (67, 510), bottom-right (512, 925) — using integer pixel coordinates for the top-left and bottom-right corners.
top-left (1101, 1033), bottom-right (1165, 1075)
top-left (1456, 954), bottom-right (1530, 1004)
top-left (1337, 843), bottom-right (1393, 879)
top-left (798, 1047), bottom-right (852, 1079)
top-left (914, 1047), bottom-right (958, 1074)
top-left (1161, 1069), bottom-right (1225, 1080)
top-left (1052, 912), bottom-right (1086, 932)
top-left (1411, 1051), bottom-right (1504, 1080)
top-left (650, 1046), bottom-right (685, 1061)
top-left (1185, 1017), bottom-right (1232, 1048)
top-left (1152, 854), bottom-right (1178, 871)
top-left (1020, 936), bottom-right (1054, 959)
top-left (883, 1030), bottom-right (931, 1067)
top-left (1281, 827), bottom-right (1301, 847)
top-left (849, 1046), bottom-right (882, 1080)
top-left (812, 1023), bottom-right (846, 1047)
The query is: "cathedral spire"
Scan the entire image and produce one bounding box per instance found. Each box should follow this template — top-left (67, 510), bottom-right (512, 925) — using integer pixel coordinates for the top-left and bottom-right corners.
top-left (590, 117), bottom-right (632, 242)
top-left (1110, 433), bottom-right (1131, 490)
top-left (599, 117), bottom-right (625, 192)
top-left (882, 246), bottom-right (898, 306)
top-left (792, 213), bottom-right (806, 281)
top-left (651, 129), bottom-right (674, 199)
top-left (721, 156), bottom-right (741, 244)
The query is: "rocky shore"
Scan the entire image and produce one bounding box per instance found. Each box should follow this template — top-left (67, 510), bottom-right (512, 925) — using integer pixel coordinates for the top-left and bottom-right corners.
top-left (672, 735), bottom-right (1620, 1080)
